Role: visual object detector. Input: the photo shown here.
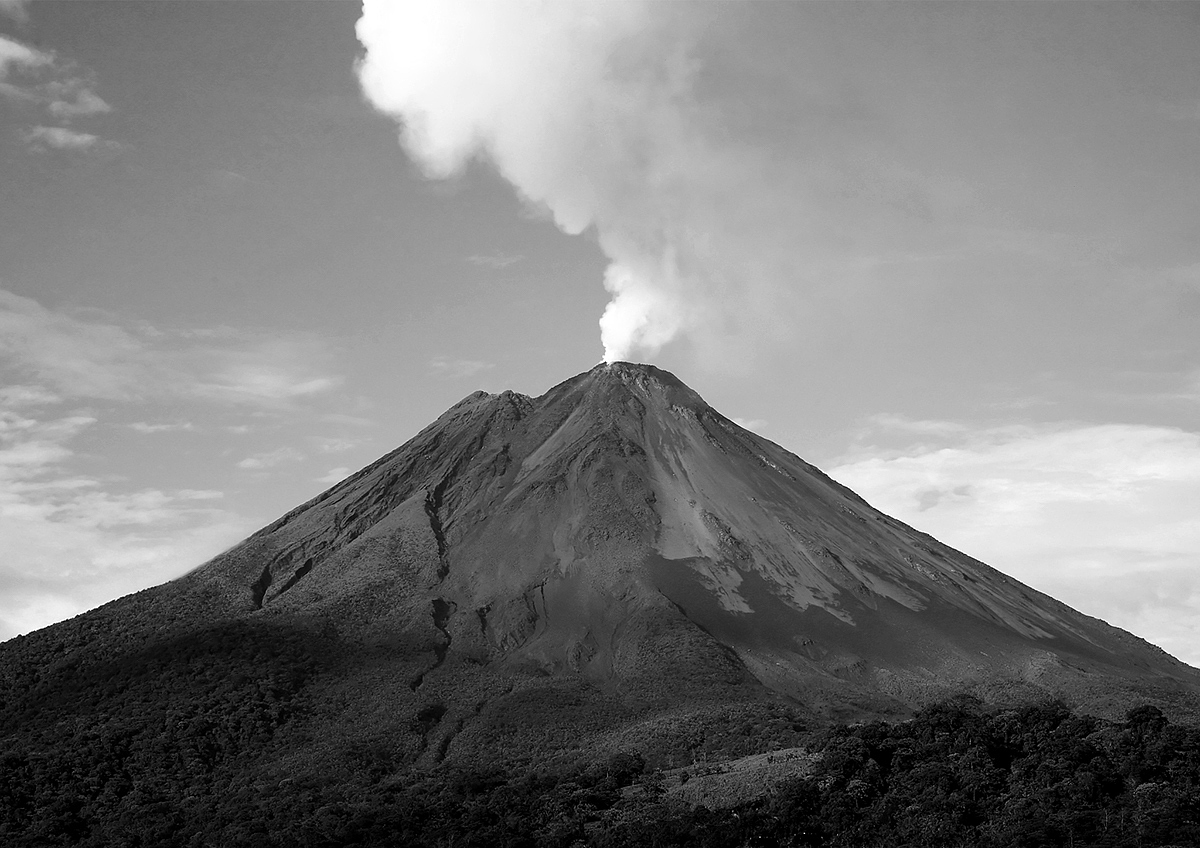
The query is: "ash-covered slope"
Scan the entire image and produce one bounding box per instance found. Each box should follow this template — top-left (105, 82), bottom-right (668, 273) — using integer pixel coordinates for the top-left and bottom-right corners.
top-left (189, 361), bottom-right (1197, 715)
top-left (3, 363), bottom-right (1199, 788)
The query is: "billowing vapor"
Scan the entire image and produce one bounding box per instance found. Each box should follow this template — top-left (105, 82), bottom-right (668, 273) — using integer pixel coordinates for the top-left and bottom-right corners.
top-left (356, 0), bottom-right (750, 363)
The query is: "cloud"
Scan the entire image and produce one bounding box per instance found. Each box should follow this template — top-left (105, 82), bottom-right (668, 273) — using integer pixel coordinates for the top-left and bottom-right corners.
top-left (0, 33), bottom-right (115, 153)
top-left (0, 408), bottom-right (248, 641)
top-left (357, 2), bottom-right (1200, 376)
top-left (0, 288), bottom-right (341, 408)
top-left (23, 125), bottom-right (102, 152)
top-left (129, 421), bottom-right (196, 434)
top-left (732, 417), bottom-right (767, 433)
top-left (0, 290), bottom-right (353, 640)
top-left (316, 467), bottom-right (351, 485)
top-left (357, 0), bottom-right (749, 363)
top-left (45, 83), bottom-right (111, 119)
top-left (429, 356), bottom-right (495, 379)
top-left (466, 253), bottom-right (523, 269)
top-left (0, 385), bottom-right (60, 408)
top-left (0, 0), bottom-right (29, 22)
top-left (858, 413), bottom-right (969, 439)
top-left (353, 2), bottom-right (922, 366)
top-left (828, 418), bottom-right (1200, 665)
top-left (197, 363), bottom-right (340, 405)
top-left (0, 35), bottom-right (50, 78)
top-left (236, 447), bottom-right (304, 471)
top-left (0, 289), bottom-right (148, 398)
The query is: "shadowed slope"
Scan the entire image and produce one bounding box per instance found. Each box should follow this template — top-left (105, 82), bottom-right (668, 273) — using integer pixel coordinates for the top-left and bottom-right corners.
top-left (199, 363), bottom-right (1199, 706)
top-left (2, 363), bottom-right (1199, 792)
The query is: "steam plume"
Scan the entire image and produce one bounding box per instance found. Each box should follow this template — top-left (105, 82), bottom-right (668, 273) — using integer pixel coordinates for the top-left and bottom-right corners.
top-left (356, 0), bottom-right (749, 363)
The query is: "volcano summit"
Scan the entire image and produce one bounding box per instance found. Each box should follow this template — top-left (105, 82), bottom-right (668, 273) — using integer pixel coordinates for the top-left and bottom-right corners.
top-left (198, 362), bottom-right (1198, 719)
top-left (2, 363), bottom-right (1198, 819)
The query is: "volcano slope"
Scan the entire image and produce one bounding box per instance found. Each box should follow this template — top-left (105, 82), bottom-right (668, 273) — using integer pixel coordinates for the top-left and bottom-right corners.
top-left (2, 364), bottom-right (1199, 806)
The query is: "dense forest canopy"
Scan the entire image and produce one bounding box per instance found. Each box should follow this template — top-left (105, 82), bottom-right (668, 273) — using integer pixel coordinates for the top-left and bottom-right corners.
top-left (4, 678), bottom-right (1199, 847)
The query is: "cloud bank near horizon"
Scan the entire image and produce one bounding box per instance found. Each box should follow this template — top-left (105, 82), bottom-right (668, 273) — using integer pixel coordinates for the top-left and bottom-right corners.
top-left (0, 287), bottom-right (351, 641)
top-left (830, 418), bottom-right (1200, 665)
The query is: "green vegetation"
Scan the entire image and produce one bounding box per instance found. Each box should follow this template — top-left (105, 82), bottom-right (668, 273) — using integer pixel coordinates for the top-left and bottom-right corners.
top-left (4, 685), bottom-right (1200, 847)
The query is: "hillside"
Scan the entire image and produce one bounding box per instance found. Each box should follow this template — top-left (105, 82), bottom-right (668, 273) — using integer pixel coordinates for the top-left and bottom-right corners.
top-left (2, 362), bottom-right (1198, 844)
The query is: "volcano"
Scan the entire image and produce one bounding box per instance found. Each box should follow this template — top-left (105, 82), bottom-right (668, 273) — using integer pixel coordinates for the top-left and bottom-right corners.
top-left (3, 363), bottom-right (1198, 790)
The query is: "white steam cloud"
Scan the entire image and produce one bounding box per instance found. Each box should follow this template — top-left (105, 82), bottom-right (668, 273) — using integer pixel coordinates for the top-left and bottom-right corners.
top-left (356, 0), bottom-right (766, 363)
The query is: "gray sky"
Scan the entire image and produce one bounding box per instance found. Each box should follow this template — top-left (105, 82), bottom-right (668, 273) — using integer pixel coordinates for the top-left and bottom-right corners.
top-left (2, 1), bottom-right (1198, 663)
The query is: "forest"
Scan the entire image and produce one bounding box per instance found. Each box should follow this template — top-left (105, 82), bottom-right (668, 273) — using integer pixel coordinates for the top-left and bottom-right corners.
top-left (4, 676), bottom-right (1199, 847)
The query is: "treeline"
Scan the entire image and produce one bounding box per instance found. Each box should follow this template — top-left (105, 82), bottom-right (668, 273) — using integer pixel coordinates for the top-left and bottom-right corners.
top-left (598, 697), bottom-right (1200, 848)
top-left (3, 695), bottom-right (1200, 846)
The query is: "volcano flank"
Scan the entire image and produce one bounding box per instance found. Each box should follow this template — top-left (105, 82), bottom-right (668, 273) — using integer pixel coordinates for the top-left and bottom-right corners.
top-left (3, 363), bottom-right (1199, 817)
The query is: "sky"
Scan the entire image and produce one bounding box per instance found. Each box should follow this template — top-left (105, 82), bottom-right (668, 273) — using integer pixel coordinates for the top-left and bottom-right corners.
top-left (1, 1), bottom-right (1198, 664)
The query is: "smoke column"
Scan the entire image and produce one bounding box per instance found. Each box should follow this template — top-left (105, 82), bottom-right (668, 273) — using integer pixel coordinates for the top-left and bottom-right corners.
top-left (356, 0), bottom-right (756, 363)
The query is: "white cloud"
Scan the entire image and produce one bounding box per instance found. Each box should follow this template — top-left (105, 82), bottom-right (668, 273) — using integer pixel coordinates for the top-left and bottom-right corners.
top-left (0, 409), bottom-right (249, 641)
top-left (354, 2), bottom-right (819, 365)
top-left (357, 0), bottom-right (715, 362)
top-left (429, 356), bottom-right (495, 379)
top-left (829, 418), bottom-right (1200, 665)
top-left (0, 385), bottom-right (60, 408)
top-left (199, 367), bottom-right (339, 404)
top-left (0, 35), bottom-right (50, 78)
top-left (732, 417), bottom-right (767, 433)
top-left (0, 0), bottom-right (29, 22)
top-left (0, 290), bottom-right (353, 638)
top-left (466, 253), bottom-right (523, 269)
top-left (45, 83), bottom-right (111, 119)
top-left (0, 33), bottom-right (115, 154)
top-left (129, 421), bottom-right (196, 434)
top-left (316, 466), bottom-right (351, 485)
top-left (859, 413), bottom-right (969, 439)
top-left (0, 289), bottom-right (149, 398)
top-left (23, 125), bottom-right (102, 152)
top-left (0, 288), bottom-right (342, 408)
top-left (236, 447), bottom-right (305, 471)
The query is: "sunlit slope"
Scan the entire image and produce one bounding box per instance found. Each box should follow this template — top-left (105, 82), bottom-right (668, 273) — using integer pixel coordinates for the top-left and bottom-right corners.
top-left (185, 361), bottom-right (1198, 718)
top-left (3, 362), bottom-right (1198, 788)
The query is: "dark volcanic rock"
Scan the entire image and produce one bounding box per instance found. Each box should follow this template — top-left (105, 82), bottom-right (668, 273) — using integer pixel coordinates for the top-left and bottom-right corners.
top-left (2, 362), bottom-right (1199, 788)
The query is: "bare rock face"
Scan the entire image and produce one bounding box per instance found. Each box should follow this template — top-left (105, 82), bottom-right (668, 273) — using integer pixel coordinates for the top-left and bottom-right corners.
top-left (195, 362), bottom-right (1199, 714)
top-left (3, 362), bottom-right (1199, 774)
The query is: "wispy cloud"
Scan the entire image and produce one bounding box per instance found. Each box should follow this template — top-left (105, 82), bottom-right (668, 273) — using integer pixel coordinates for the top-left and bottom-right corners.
top-left (859, 413), bottom-right (968, 439)
top-left (0, 32), bottom-right (115, 154)
top-left (23, 125), bottom-right (103, 152)
top-left (732, 417), bottom-right (767, 433)
top-left (316, 467), bottom-right (351, 485)
top-left (0, 288), bottom-right (342, 408)
top-left (429, 356), bottom-right (495, 379)
top-left (0, 287), bottom-right (354, 639)
top-left (466, 253), bottom-right (523, 269)
top-left (236, 447), bottom-right (304, 471)
top-left (129, 421), bottom-right (196, 434)
top-left (0, 0), bottom-right (29, 23)
top-left (45, 82), bottom-right (111, 119)
top-left (0, 289), bottom-right (147, 399)
top-left (0, 35), bottom-right (49, 77)
top-left (0, 385), bottom-right (60, 408)
top-left (0, 408), bottom-right (247, 641)
top-left (197, 361), bottom-right (341, 406)
top-left (829, 417), bottom-right (1200, 664)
